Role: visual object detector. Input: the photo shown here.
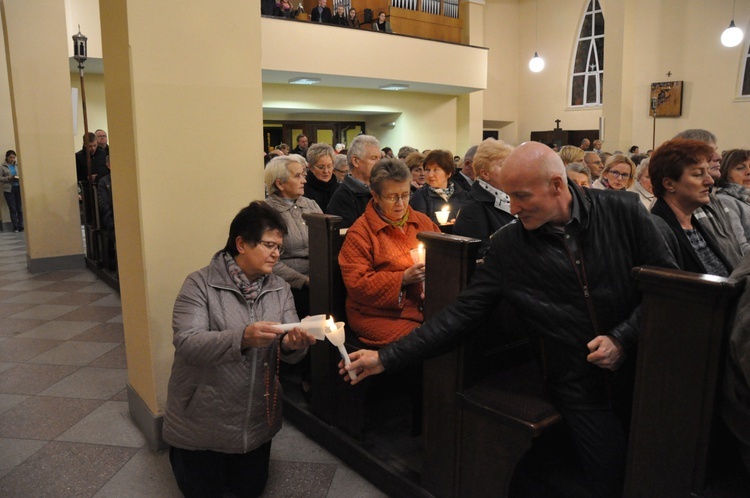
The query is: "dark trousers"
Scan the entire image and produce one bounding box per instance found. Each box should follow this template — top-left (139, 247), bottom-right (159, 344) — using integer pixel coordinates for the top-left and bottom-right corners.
top-left (169, 441), bottom-right (272, 498)
top-left (4, 186), bottom-right (22, 230)
top-left (560, 408), bottom-right (628, 498)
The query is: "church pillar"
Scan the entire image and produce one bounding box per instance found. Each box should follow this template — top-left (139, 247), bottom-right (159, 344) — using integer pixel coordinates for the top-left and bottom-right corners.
top-left (457, 0), bottom-right (485, 154)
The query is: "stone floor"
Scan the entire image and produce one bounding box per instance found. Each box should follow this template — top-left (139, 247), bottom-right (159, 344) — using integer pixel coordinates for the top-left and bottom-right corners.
top-left (0, 231), bottom-right (387, 497)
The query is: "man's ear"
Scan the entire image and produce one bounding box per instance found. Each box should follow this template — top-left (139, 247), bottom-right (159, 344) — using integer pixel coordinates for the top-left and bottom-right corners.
top-left (551, 174), bottom-right (565, 194)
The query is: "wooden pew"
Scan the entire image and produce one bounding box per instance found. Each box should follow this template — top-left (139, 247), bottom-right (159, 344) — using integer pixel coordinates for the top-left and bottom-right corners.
top-left (625, 266), bottom-right (745, 497)
top-left (418, 232), bottom-right (561, 497)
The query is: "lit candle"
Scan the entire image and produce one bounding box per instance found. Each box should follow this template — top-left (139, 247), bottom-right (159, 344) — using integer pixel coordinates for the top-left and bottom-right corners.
top-left (435, 205), bottom-right (450, 224)
top-left (324, 316), bottom-right (357, 380)
top-left (410, 242), bottom-right (425, 265)
top-left (276, 314), bottom-right (327, 340)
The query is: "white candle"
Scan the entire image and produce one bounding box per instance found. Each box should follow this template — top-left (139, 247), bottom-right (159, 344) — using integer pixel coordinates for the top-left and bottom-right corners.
top-left (410, 242), bottom-right (425, 265)
top-left (435, 205), bottom-right (450, 224)
top-left (324, 317), bottom-right (357, 380)
top-left (276, 314), bottom-right (327, 340)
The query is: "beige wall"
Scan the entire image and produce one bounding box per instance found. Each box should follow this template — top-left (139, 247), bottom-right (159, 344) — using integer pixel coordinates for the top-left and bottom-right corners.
top-left (100, 0), bottom-right (265, 414)
top-left (510, 0), bottom-right (750, 150)
top-left (264, 84), bottom-right (462, 154)
top-left (0, 15), bottom-right (13, 225)
top-left (70, 72), bottom-right (107, 149)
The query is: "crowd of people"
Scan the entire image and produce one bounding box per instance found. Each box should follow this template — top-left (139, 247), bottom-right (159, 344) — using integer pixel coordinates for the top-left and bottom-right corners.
top-left (261, 0), bottom-right (392, 32)
top-left (160, 129), bottom-right (750, 497)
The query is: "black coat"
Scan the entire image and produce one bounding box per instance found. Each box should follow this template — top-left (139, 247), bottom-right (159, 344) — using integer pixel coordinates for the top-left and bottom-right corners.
top-left (310, 6), bottom-right (332, 22)
top-left (304, 170), bottom-right (339, 213)
top-left (380, 182), bottom-right (678, 409)
top-left (327, 175), bottom-right (372, 228)
top-left (75, 147), bottom-right (107, 183)
top-left (650, 197), bottom-right (733, 275)
top-left (453, 182), bottom-right (514, 258)
top-left (409, 180), bottom-right (470, 225)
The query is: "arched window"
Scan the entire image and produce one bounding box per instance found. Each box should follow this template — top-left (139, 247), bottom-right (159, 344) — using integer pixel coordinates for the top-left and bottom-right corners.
top-left (742, 41), bottom-right (750, 96)
top-left (571, 0), bottom-right (604, 107)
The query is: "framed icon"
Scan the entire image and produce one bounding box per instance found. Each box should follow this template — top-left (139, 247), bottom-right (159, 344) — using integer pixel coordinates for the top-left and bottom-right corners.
top-left (650, 81), bottom-right (683, 117)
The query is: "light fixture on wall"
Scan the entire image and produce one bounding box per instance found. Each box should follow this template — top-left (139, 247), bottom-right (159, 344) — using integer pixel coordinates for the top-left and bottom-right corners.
top-left (721, 0), bottom-right (744, 47)
top-left (288, 77), bottom-right (321, 85)
top-left (379, 83), bottom-right (409, 91)
top-left (529, 0), bottom-right (544, 72)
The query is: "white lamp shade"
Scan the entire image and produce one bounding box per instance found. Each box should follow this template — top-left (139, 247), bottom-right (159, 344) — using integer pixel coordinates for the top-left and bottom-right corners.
top-left (721, 22), bottom-right (744, 47)
top-left (529, 53), bottom-right (545, 72)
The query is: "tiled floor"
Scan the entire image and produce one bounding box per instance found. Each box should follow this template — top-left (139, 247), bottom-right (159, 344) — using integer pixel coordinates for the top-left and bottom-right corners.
top-left (0, 231), bottom-right (387, 497)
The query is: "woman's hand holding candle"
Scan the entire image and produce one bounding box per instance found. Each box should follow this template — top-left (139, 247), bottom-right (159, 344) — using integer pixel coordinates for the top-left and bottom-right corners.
top-left (402, 262), bottom-right (425, 286)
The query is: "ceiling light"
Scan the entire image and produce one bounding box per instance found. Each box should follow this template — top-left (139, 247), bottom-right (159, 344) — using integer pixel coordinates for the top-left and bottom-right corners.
top-left (721, 0), bottom-right (744, 48)
top-left (529, 0), bottom-right (544, 72)
top-left (379, 84), bottom-right (409, 91)
top-left (288, 77), bottom-right (321, 85)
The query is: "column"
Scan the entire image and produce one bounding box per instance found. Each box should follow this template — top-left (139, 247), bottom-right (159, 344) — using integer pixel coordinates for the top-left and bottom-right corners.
top-left (99, 0), bottom-right (265, 447)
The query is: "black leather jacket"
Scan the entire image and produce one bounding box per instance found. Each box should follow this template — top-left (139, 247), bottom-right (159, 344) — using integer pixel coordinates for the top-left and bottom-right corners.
top-left (380, 182), bottom-right (678, 410)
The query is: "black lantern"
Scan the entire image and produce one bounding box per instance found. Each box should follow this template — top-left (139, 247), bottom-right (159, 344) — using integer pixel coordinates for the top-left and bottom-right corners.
top-left (72, 25), bottom-right (88, 70)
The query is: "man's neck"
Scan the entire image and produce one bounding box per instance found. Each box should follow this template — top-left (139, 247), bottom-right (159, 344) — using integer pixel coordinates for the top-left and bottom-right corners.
top-left (351, 171), bottom-right (368, 185)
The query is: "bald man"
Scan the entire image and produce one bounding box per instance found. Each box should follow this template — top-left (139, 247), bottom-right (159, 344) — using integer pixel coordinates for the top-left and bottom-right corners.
top-left (342, 141), bottom-right (677, 497)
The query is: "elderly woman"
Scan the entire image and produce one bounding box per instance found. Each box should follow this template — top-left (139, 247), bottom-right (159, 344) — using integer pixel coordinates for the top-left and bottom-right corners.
top-left (566, 162), bottom-right (592, 188)
top-left (558, 145), bottom-right (585, 166)
top-left (453, 138), bottom-right (515, 257)
top-left (333, 154), bottom-right (349, 182)
top-left (163, 201), bottom-right (316, 497)
top-left (592, 154), bottom-right (636, 191)
top-left (628, 157), bottom-right (655, 210)
top-left (265, 155), bottom-right (322, 318)
top-left (409, 149), bottom-right (470, 225)
top-left (405, 151), bottom-right (425, 192)
top-left (650, 139), bottom-right (733, 276)
top-left (339, 159), bottom-right (439, 346)
top-left (303, 143), bottom-right (339, 213)
top-left (0, 150), bottom-right (22, 232)
top-left (715, 149), bottom-right (750, 250)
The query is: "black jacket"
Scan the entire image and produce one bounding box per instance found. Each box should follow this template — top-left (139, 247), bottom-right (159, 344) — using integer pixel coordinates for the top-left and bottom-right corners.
top-left (651, 197), bottom-right (733, 275)
top-left (310, 6), bottom-right (332, 22)
top-left (453, 182), bottom-right (515, 257)
top-left (409, 180), bottom-right (470, 225)
top-left (75, 147), bottom-right (107, 183)
top-left (327, 175), bottom-right (372, 228)
top-left (304, 170), bottom-right (339, 213)
top-left (380, 183), bottom-right (678, 410)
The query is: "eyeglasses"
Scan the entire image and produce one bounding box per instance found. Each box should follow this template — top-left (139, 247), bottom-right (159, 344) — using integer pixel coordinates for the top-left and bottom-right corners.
top-left (313, 164), bottom-right (334, 171)
top-left (608, 170), bottom-right (631, 180)
top-left (380, 193), bottom-right (411, 203)
top-left (259, 240), bottom-right (285, 255)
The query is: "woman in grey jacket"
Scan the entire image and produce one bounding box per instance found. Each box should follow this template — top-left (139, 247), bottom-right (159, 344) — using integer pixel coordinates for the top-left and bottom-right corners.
top-left (163, 201), bottom-right (316, 498)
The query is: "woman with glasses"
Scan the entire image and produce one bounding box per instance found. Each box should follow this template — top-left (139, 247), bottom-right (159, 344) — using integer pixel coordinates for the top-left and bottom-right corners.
top-left (592, 154), bottom-right (636, 191)
top-left (303, 143), bottom-right (339, 213)
top-left (650, 139), bottom-right (734, 276)
top-left (339, 158), bottom-right (439, 346)
top-left (265, 155), bottom-right (322, 318)
top-left (715, 149), bottom-right (750, 252)
top-left (163, 201), bottom-right (315, 498)
top-left (409, 149), bottom-right (470, 225)
top-left (405, 151), bottom-right (425, 192)
top-left (453, 138), bottom-right (515, 258)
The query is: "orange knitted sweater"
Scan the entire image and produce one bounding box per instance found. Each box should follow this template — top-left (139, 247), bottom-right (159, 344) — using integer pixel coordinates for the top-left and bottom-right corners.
top-left (338, 200), bottom-right (440, 346)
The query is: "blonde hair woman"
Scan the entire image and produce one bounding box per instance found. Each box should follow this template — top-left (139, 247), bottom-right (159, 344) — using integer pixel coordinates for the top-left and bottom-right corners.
top-left (592, 154), bottom-right (636, 191)
top-left (558, 145), bottom-right (585, 166)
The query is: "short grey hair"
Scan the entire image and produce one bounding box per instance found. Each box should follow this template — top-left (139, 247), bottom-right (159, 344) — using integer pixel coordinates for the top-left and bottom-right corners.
top-left (566, 162), bottom-right (592, 183)
top-left (348, 135), bottom-right (380, 167)
top-left (265, 155), bottom-right (304, 196)
top-left (673, 129), bottom-right (717, 145)
top-left (463, 145), bottom-right (479, 162)
top-left (306, 143), bottom-right (335, 169)
top-left (635, 157), bottom-right (650, 180)
top-left (333, 154), bottom-right (348, 172)
top-left (369, 158), bottom-right (410, 195)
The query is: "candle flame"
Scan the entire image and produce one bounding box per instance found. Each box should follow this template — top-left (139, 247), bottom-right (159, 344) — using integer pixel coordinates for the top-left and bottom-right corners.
top-left (418, 243), bottom-right (424, 251)
top-left (326, 316), bottom-right (337, 332)
top-left (441, 205), bottom-right (450, 212)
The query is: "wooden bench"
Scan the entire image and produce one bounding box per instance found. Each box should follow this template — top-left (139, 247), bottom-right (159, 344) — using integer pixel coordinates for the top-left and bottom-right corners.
top-left (417, 231), bottom-right (561, 497)
top-left (625, 266), bottom-right (745, 497)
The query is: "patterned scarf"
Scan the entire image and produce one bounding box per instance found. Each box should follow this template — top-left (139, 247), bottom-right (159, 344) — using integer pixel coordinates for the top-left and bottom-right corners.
top-left (429, 182), bottom-right (455, 202)
top-left (223, 252), bottom-right (264, 304)
top-left (373, 202), bottom-right (409, 228)
top-left (716, 182), bottom-right (750, 204)
top-left (477, 179), bottom-right (511, 214)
